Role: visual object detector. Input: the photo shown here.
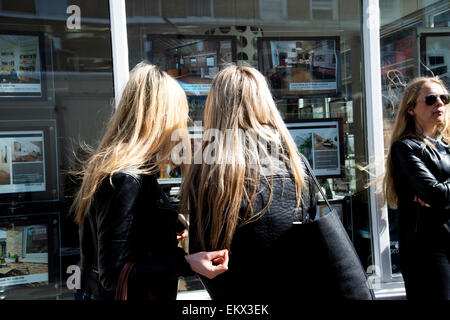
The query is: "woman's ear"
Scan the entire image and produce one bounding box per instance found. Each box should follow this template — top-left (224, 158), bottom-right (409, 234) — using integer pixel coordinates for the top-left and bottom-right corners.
top-left (407, 108), bottom-right (415, 116)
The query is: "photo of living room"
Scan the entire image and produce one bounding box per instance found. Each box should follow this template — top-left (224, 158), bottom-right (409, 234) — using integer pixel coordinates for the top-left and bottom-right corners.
top-left (146, 35), bottom-right (235, 96)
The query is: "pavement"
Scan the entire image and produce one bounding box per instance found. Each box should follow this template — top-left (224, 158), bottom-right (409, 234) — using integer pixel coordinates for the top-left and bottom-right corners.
top-left (0, 275), bottom-right (210, 300)
top-left (0, 275), bottom-right (406, 300)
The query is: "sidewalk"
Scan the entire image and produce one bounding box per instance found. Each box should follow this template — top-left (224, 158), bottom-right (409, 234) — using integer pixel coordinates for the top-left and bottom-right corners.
top-left (0, 276), bottom-right (406, 300)
top-left (176, 276), bottom-right (210, 300)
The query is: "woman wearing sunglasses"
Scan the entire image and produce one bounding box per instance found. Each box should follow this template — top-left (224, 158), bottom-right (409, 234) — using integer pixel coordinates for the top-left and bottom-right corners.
top-left (384, 77), bottom-right (450, 300)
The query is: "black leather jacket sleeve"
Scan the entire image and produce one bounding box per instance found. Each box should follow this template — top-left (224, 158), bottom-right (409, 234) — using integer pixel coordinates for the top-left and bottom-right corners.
top-left (390, 139), bottom-right (450, 210)
top-left (95, 174), bottom-right (139, 292)
top-left (93, 174), bottom-right (192, 294)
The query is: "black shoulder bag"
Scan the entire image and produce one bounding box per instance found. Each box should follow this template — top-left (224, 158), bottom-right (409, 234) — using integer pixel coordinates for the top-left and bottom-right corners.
top-left (287, 156), bottom-right (375, 300)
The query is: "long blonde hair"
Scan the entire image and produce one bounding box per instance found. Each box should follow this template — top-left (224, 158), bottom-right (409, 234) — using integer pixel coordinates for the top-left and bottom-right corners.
top-left (383, 76), bottom-right (450, 209)
top-left (181, 65), bottom-right (306, 251)
top-left (72, 62), bottom-right (190, 224)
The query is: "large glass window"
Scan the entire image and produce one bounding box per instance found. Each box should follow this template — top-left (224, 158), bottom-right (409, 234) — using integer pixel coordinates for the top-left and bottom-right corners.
top-left (126, 0), bottom-right (374, 294)
top-left (380, 0), bottom-right (450, 276)
top-left (0, 0), bottom-right (114, 299)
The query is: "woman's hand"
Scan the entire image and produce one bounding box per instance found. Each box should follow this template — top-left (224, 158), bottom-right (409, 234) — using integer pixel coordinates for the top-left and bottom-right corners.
top-left (177, 229), bottom-right (188, 242)
top-left (184, 249), bottom-right (229, 279)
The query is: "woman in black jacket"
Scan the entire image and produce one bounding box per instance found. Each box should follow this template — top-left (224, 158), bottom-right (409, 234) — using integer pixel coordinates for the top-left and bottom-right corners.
top-left (181, 65), bottom-right (318, 300)
top-left (384, 76), bottom-right (450, 300)
top-left (71, 62), bottom-right (228, 300)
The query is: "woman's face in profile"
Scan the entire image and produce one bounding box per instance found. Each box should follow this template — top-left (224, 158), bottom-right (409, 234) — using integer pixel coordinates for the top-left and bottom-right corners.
top-left (409, 82), bottom-right (448, 133)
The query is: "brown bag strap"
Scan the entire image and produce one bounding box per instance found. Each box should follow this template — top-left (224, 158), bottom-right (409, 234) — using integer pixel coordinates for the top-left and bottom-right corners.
top-left (115, 262), bottom-right (136, 300)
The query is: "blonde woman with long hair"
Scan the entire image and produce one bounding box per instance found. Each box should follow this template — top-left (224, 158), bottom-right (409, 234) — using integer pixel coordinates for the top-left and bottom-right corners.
top-left (72, 62), bottom-right (228, 300)
top-left (181, 65), bottom-right (318, 300)
top-left (383, 76), bottom-right (450, 300)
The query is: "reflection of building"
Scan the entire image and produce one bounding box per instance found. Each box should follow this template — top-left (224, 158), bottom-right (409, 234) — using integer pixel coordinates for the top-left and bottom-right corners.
top-left (426, 48), bottom-right (449, 79)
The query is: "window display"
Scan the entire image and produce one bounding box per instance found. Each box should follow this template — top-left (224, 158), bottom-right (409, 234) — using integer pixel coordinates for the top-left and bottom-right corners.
top-left (0, 130), bottom-right (46, 194)
top-left (258, 37), bottom-right (341, 97)
top-left (0, 214), bottom-right (57, 288)
top-left (0, 31), bottom-right (46, 98)
top-left (146, 34), bottom-right (236, 96)
top-left (0, 120), bottom-right (58, 205)
top-left (286, 119), bottom-right (344, 178)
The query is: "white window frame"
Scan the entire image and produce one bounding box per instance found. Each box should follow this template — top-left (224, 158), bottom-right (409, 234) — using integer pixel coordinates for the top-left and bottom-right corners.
top-left (109, 0), bottom-right (130, 110)
top-left (362, 0), bottom-right (406, 299)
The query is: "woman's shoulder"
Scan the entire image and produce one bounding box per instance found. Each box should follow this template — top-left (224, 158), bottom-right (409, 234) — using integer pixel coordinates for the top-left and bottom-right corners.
top-left (105, 171), bottom-right (141, 187)
top-left (101, 171), bottom-right (158, 192)
top-left (391, 135), bottom-right (423, 151)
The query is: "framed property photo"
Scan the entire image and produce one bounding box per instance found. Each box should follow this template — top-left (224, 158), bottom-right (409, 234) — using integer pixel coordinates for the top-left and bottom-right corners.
top-left (0, 31), bottom-right (47, 99)
top-left (258, 36), bottom-right (341, 98)
top-left (146, 34), bottom-right (236, 96)
top-left (0, 212), bottom-right (60, 289)
top-left (0, 120), bottom-right (58, 204)
top-left (286, 118), bottom-right (344, 178)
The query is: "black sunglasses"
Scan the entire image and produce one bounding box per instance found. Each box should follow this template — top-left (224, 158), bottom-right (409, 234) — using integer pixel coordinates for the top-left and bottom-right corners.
top-left (424, 94), bottom-right (450, 106)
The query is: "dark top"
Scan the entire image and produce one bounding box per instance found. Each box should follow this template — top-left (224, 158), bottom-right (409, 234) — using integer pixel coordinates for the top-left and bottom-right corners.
top-left (79, 172), bottom-right (193, 300)
top-left (390, 136), bottom-right (450, 253)
top-left (189, 155), bottom-right (317, 300)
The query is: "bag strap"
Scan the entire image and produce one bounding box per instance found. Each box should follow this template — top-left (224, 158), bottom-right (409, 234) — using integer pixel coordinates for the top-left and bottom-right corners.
top-left (300, 154), bottom-right (334, 212)
top-left (115, 261), bottom-right (136, 300)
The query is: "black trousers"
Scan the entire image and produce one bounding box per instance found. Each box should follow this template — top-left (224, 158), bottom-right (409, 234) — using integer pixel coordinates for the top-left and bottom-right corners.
top-left (400, 228), bottom-right (450, 300)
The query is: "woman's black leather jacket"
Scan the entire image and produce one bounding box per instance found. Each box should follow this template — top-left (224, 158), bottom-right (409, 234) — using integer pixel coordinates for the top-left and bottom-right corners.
top-left (79, 172), bottom-right (193, 300)
top-left (390, 136), bottom-right (450, 248)
top-left (189, 155), bottom-right (317, 300)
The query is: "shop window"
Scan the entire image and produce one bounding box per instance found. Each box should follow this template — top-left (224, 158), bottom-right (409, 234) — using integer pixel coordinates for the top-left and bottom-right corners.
top-left (127, 0), bottom-right (373, 294)
top-left (0, 0), bottom-right (113, 299)
top-left (380, 0), bottom-right (450, 277)
top-left (432, 9), bottom-right (450, 27)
